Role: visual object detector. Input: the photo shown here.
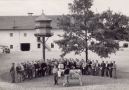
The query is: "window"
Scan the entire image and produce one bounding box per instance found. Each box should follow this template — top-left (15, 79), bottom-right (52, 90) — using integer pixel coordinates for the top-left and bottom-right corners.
top-left (24, 33), bottom-right (27, 37)
top-left (10, 45), bottom-right (13, 49)
top-left (123, 43), bottom-right (128, 48)
top-left (51, 43), bottom-right (54, 48)
top-left (37, 43), bottom-right (41, 48)
top-left (37, 37), bottom-right (41, 42)
top-left (10, 33), bottom-right (13, 37)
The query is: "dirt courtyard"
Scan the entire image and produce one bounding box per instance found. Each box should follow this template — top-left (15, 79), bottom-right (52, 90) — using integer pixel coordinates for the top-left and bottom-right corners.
top-left (0, 50), bottom-right (129, 90)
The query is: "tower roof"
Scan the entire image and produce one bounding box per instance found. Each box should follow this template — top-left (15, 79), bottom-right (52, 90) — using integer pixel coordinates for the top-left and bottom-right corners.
top-left (35, 12), bottom-right (52, 22)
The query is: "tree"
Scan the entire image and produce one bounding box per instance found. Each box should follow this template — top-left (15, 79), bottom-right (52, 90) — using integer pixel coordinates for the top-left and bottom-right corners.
top-left (89, 10), bottom-right (129, 58)
top-left (55, 0), bottom-right (129, 61)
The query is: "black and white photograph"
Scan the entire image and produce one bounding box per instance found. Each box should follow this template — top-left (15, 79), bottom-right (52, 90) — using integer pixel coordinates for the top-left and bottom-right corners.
top-left (0, 0), bottom-right (129, 90)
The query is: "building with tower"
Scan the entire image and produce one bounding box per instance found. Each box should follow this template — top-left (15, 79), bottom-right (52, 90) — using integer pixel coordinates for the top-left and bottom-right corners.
top-left (0, 14), bottom-right (64, 52)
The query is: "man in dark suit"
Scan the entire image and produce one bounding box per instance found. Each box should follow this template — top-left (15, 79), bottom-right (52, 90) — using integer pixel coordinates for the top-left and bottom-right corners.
top-left (105, 61), bottom-right (109, 77)
top-left (109, 61), bottom-right (113, 78)
top-left (10, 63), bottom-right (15, 83)
top-left (34, 61), bottom-right (38, 78)
top-left (101, 61), bottom-right (106, 77)
top-left (41, 61), bottom-right (47, 76)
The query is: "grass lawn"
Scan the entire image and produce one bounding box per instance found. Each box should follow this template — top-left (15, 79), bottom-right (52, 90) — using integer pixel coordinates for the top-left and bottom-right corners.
top-left (0, 50), bottom-right (129, 90)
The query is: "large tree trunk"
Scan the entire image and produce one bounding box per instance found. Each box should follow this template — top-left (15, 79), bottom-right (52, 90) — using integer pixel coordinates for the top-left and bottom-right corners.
top-left (85, 29), bottom-right (88, 62)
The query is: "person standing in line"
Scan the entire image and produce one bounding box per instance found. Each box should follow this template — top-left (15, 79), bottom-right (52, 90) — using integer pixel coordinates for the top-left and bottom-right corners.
top-left (58, 61), bottom-right (64, 78)
top-left (76, 59), bottom-right (80, 69)
top-left (91, 60), bottom-right (96, 76)
top-left (100, 61), bottom-right (106, 77)
top-left (31, 61), bottom-right (36, 78)
top-left (20, 62), bottom-right (25, 81)
top-left (21, 62), bottom-right (26, 81)
top-left (52, 65), bottom-right (58, 85)
top-left (95, 60), bottom-right (100, 76)
top-left (109, 61), bottom-right (113, 78)
top-left (37, 61), bottom-right (41, 77)
top-left (10, 63), bottom-right (16, 83)
top-left (63, 66), bottom-right (70, 87)
top-left (82, 60), bottom-right (86, 75)
top-left (87, 60), bottom-right (92, 75)
top-left (112, 61), bottom-right (117, 79)
top-left (28, 63), bottom-right (33, 79)
top-left (34, 61), bottom-right (38, 78)
top-left (16, 63), bottom-right (22, 82)
top-left (47, 61), bottom-right (52, 75)
top-left (41, 61), bottom-right (47, 77)
top-left (105, 61), bottom-right (109, 77)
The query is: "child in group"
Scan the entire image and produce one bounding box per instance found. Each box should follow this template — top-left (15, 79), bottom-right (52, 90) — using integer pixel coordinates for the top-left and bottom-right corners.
top-left (52, 65), bottom-right (58, 85)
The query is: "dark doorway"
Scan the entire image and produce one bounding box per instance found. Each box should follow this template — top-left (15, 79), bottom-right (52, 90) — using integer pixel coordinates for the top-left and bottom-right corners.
top-left (20, 43), bottom-right (30, 51)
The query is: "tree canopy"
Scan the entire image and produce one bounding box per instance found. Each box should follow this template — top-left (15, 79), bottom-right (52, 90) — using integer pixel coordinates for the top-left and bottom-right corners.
top-left (55, 0), bottom-right (129, 59)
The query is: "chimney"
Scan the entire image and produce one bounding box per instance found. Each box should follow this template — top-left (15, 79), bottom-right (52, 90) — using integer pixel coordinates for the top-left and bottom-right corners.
top-left (28, 13), bottom-right (34, 16)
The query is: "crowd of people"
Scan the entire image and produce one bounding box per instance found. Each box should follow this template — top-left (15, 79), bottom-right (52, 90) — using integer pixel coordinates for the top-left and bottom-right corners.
top-left (10, 58), bottom-right (117, 85)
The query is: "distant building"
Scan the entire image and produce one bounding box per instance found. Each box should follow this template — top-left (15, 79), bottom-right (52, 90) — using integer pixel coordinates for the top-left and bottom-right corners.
top-left (0, 15), bottom-right (64, 52)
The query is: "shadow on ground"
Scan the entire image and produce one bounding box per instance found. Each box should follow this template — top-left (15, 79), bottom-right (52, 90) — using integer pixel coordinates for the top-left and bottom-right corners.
top-left (1, 70), bottom-right (129, 88)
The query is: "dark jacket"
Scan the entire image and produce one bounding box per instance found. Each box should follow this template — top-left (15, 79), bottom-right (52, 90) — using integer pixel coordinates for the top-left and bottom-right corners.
top-left (101, 63), bottom-right (106, 69)
top-left (64, 68), bottom-right (70, 75)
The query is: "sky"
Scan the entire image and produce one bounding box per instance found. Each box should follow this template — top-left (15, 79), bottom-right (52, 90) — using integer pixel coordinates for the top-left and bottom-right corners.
top-left (0, 0), bottom-right (129, 16)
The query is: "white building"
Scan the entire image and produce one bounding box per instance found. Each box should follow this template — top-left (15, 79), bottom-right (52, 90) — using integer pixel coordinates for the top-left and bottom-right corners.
top-left (0, 14), bottom-right (128, 53)
top-left (0, 15), bottom-right (64, 52)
